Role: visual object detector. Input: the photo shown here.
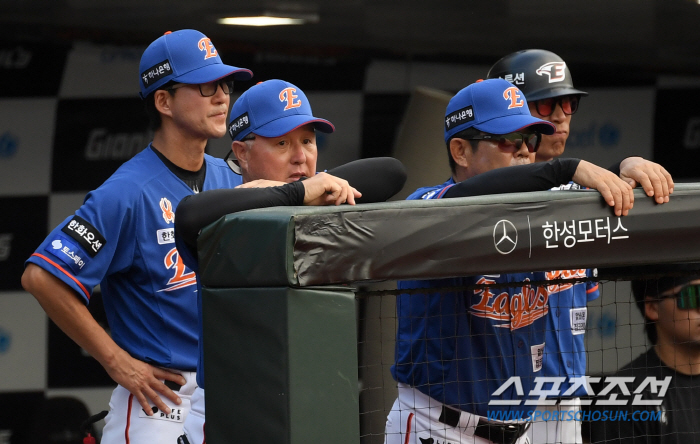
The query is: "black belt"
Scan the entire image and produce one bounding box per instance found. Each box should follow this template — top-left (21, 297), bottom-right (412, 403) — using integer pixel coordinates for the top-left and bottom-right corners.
top-left (439, 405), bottom-right (529, 444)
top-left (164, 380), bottom-right (182, 391)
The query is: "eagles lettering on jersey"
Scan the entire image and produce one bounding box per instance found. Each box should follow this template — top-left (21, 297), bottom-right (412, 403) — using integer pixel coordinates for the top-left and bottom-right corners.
top-left (471, 276), bottom-right (549, 330)
top-left (393, 178), bottom-right (552, 416)
top-left (542, 269), bottom-right (588, 293)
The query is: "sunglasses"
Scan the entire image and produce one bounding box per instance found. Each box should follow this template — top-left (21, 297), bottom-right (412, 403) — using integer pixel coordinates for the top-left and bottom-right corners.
top-left (463, 132), bottom-right (542, 153)
top-left (532, 95), bottom-right (580, 117)
top-left (166, 79), bottom-right (235, 97)
top-left (662, 284), bottom-right (700, 309)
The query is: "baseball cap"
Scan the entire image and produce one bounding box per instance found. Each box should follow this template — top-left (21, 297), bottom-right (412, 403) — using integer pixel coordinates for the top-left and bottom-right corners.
top-left (444, 78), bottom-right (555, 143)
top-left (225, 79), bottom-right (335, 174)
top-left (139, 29), bottom-right (253, 98)
top-left (487, 49), bottom-right (588, 102)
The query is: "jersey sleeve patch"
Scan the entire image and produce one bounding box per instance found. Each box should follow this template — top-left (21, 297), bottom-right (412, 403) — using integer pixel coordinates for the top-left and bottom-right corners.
top-left (44, 235), bottom-right (91, 275)
top-left (61, 215), bottom-right (106, 257)
top-left (31, 253), bottom-right (91, 301)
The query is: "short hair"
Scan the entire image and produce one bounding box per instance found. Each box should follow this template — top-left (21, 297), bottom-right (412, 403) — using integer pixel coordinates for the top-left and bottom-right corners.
top-left (631, 269), bottom-right (699, 345)
top-left (446, 127), bottom-right (481, 173)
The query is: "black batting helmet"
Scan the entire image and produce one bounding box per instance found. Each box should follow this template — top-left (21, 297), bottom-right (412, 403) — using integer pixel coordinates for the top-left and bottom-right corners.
top-left (487, 49), bottom-right (588, 101)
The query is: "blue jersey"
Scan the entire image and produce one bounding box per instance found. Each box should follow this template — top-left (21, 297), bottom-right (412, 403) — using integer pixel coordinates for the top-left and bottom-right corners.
top-left (26, 145), bottom-right (242, 371)
top-left (391, 178), bottom-right (550, 416)
top-left (535, 269), bottom-right (599, 397)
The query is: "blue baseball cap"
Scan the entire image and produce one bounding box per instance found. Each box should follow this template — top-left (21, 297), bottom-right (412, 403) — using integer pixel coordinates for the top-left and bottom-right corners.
top-left (228, 79), bottom-right (334, 141)
top-left (444, 78), bottom-right (555, 143)
top-left (139, 29), bottom-right (253, 98)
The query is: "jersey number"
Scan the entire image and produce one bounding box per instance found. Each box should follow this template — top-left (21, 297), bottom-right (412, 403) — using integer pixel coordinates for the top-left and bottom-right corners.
top-left (161, 248), bottom-right (197, 292)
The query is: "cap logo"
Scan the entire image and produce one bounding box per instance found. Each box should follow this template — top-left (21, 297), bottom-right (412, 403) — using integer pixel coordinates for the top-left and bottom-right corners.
top-left (279, 87), bottom-right (302, 110)
top-left (228, 112), bottom-right (250, 139)
top-left (141, 60), bottom-right (172, 87)
top-left (445, 105), bottom-right (474, 131)
top-left (535, 62), bottom-right (566, 83)
top-left (198, 38), bottom-right (218, 59)
top-left (503, 87), bottom-right (524, 109)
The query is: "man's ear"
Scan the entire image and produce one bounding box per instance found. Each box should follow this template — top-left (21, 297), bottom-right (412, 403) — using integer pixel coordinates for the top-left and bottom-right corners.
top-left (449, 138), bottom-right (471, 168)
top-left (231, 140), bottom-right (249, 171)
top-left (154, 90), bottom-right (173, 119)
top-left (645, 296), bottom-right (660, 322)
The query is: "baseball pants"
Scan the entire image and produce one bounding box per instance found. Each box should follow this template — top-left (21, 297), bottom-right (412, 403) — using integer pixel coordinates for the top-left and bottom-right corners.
top-left (180, 387), bottom-right (206, 444)
top-left (526, 399), bottom-right (582, 444)
top-left (101, 370), bottom-right (196, 444)
top-left (384, 384), bottom-right (531, 444)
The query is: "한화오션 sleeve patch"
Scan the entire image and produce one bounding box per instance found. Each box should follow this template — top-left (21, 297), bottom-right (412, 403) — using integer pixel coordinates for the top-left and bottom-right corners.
top-left (61, 215), bottom-right (106, 258)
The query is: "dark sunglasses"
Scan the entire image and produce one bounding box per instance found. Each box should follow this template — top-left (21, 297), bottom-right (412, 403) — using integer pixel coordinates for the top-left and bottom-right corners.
top-left (166, 79), bottom-right (234, 97)
top-left (532, 95), bottom-right (580, 117)
top-left (462, 132), bottom-right (541, 153)
top-left (662, 284), bottom-right (700, 309)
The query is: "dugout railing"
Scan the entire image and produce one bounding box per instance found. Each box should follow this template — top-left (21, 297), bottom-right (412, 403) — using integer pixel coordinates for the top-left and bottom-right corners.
top-left (198, 183), bottom-right (700, 444)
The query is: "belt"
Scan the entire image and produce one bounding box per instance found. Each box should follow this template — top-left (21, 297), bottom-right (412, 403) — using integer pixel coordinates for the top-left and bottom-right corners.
top-left (164, 380), bottom-right (182, 391)
top-left (439, 405), bottom-right (529, 444)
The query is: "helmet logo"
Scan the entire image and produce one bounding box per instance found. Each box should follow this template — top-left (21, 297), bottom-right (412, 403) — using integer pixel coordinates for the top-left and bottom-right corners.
top-left (536, 62), bottom-right (566, 83)
top-left (503, 86), bottom-right (524, 109)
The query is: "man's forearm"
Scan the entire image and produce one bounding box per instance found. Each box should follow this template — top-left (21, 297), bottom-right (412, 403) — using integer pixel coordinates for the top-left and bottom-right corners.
top-left (21, 264), bottom-right (125, 373)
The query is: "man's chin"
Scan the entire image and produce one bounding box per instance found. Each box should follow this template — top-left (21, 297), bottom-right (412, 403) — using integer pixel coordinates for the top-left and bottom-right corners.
top-left (536, 145), bottom-right (565, 162)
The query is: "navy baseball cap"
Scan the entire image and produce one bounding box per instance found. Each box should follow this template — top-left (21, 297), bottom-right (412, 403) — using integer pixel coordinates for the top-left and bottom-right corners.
top-left (139, 29), bottom-right (253, 98)
top-left (228, 79), bottom-right (334, 141)
top-left (444, 78), bottom-right (556, 143)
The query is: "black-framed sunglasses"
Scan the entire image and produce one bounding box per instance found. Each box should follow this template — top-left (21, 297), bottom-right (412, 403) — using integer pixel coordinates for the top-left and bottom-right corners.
top-left (532, 95), bottom-right (580, 117)
top-left (662, 284), bottom-right (700, 310)
top-left (462, 132), bottom-right (541, 153)
top-left (166, 79), bottom-right (235, 97)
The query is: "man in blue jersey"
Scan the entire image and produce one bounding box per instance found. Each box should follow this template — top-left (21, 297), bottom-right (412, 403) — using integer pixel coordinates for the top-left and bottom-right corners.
top-left (384, 78), bottom-right (638, 444)
top-left (172, 79), bottom-right (405, 444)
top-left (488, 50), bottom-right (674, 444)
top-left (19, 29), bottom-right (256, 444)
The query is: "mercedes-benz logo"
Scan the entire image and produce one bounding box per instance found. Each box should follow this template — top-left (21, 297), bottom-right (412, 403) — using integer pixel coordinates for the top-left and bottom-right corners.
top-left (493, 219), bottom-right (517, 255)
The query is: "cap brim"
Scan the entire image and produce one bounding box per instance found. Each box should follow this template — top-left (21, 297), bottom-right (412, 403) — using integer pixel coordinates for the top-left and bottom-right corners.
top-left (174, 63), bottom-right (253, 84)
top-left (253, 115), bottom-right (335, 138)
top-left (526, 87), bottom-right (588, 102)
top-left (476, 114), bottom-right (556, 135)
